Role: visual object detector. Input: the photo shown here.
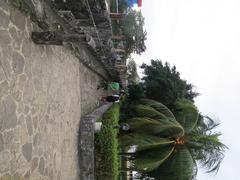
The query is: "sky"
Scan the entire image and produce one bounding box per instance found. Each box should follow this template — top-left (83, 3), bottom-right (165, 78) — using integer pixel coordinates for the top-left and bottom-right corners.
top-left (132, 0), bottom-right (240, 179)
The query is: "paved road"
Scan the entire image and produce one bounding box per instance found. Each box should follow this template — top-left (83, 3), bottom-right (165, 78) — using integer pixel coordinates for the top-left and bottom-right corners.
top-left (0, 2), bottom-right (107, 180)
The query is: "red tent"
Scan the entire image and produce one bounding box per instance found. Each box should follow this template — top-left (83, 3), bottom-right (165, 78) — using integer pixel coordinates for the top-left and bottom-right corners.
top-left (138, 0), bottom-right (142, 7)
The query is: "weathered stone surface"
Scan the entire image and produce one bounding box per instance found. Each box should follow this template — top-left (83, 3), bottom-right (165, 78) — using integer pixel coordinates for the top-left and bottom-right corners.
top-left (0, 151), bottom-right (11, 173)
top-left (12, 172), bottom-right (22, 180)
top-left (0, 95), bottom-right (17, 131)
top-left (48, 169), bottom-right (53, 180)
top-left (0, 0), bottom-right (9, 11)
top-left (33, 77), bottom-right (43, 91)
top-left (24, 105), bottom-right (29, 114)
top-left (23, 80), bottom-right (34, 104)
top-left (3, 130), bottom-right (15, 150)
top-left (23, 170), bottom-right (30, 179)
top-left (0, 2), bottom-right (109, 179)
top-left (0, 174), bottom-right (11, 180)
top-left (0, 10), bottom-right (10, 29)
top-left (12, 51), bottom-right (25, 74)
top-left (0, 133), bottom-right (4, 152)
top-left (0, 81), bottom-right (9, 98)
top-left (0, 56), bottom-right (12, 80)
top-left (9, 26), bottom-right (22, 50)
top-left (10, 9), bottom-right (26, 31)
top-left (16, 101), bottom-right (24, 114)
top-left (31, 157), bottom-right (39, 171)
top-left (25, 115), bottom-right (33, 136)
top-left (38, 157), bottom-right (45, 175)
top-left (12, 90), bottom-right (22, 102)
top-left (22, 143), bottom-right (32, 162)
top-left (0, 66), bottom-right (5, 82)
top-left (32, 116), bottom-right (38, 130)
top-left (10, 157), bottom-right (19, 175)
top-left (22, 38), bottom-right (33, 57)
top-left (0, 30), bottom-right (11, 46)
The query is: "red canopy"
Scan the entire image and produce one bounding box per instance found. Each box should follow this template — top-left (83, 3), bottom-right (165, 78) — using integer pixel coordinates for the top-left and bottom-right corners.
top-left (138, 0), bottom-right (142, 7)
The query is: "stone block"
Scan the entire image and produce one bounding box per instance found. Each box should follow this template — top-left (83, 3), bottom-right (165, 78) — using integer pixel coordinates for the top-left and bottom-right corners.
top-left (12, 51), bottom-right (25, 74)
top-left (31, 157), bottom-right (39, 172)
top-left (9, 26), bottom-right (22, 50)
top-left (0, 81), bottom-right (9, 99)
top-left (0, 174), bottom-right (11, 180)
top-left (10, 8), bottom-right (26, 31)
top-left (0, 30), bottom-right (11, 47)
top-left (0, 10), bottom-right (10, 29)
top-left (0, 133), bottom-right (3, 152)
top-left (25, 115), bottom-right (33, 136)
top-left (0, 95), bottom-right (17, 131)
top-left (22, 143), bottom-right (32, 162)
top-left (38, 157), bottom-right (45, 175)
top-left (0, 151), bottom-right (11, 173)
top-left (0, 0), bottom-right (9, 12)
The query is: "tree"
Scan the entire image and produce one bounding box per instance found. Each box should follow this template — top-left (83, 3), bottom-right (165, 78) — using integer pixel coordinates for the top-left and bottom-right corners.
top-left (122, 9), bottom-right (147, 55)
top-left (119, 99), bottom-right (227, 180)
top-left (127, 58), bottom-right (140, 84)
top-left (141, 60), bottom-right (199, 111)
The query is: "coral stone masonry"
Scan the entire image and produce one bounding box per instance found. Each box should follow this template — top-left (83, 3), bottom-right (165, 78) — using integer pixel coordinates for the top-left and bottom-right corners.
top-left (0, 1), bottom-right (107, 179)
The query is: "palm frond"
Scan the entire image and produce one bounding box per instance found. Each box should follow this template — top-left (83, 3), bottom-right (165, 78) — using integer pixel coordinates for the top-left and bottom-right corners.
top-left (174, 98), bottom-right (199, 133)
top-left (127, 117), bottom-right (184, 137)
top-left (132, 145), bottom-right (175, 172)
top-left (187, 133), bottom-right (228, 173)
top-left (148, 146), bottom-right (195, 180)
top-left (119, 133), bottom-right (175, 152)
top-left (138, 98), bottom-right (176, 120)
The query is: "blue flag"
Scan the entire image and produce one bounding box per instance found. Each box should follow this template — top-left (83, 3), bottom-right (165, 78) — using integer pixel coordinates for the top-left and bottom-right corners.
top-left (127, 0), bottom-right (138, 7)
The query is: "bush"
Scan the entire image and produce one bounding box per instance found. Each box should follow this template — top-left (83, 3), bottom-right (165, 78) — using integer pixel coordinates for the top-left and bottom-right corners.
top-left (95, 104), bottom-right (120, 180)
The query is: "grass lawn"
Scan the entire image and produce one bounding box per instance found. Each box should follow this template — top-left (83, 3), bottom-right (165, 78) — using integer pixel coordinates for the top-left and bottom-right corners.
top-left (95, 103), bottom-right (120, 180)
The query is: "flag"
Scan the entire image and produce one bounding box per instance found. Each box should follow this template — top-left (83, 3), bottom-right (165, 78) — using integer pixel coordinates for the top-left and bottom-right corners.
top-left (127, 0), bottom-right (138, 7)
top-left (138, 0), bottom-right (142, 7)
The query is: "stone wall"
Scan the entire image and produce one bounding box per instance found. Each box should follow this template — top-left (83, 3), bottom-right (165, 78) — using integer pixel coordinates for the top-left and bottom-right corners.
top-left (0, 2), bottom-right (107, 180)
top-left (78, 103), bottom-right (112, 180)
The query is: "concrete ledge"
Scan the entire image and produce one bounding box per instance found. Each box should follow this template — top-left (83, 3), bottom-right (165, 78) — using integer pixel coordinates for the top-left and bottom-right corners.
top-left (78, 103), bottom-right (112, 180)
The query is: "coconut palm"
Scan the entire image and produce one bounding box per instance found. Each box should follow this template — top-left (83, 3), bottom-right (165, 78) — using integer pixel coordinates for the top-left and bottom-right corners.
top-left (119, 98), bottom-right (227, 180)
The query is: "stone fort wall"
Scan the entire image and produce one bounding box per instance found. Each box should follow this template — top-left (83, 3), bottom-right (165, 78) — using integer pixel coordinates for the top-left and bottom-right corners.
top-left (0, 1), bottom-right (107, 179)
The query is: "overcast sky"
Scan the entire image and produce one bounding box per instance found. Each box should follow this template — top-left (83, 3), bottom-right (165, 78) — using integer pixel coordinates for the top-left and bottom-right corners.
top-left (132, 0), bottom-right (240, 179)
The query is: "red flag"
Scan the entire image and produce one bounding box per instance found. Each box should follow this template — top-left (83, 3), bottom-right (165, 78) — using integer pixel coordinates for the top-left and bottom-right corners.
top-left (138, 0), bottom-right (142, 7)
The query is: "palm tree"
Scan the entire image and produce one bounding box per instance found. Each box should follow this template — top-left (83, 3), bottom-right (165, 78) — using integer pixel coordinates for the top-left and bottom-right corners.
top-left (119, 99), bottom-right (227, 180)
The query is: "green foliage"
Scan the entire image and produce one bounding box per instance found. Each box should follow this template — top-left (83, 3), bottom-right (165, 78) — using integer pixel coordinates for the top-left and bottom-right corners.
top-left (141, 60), bottom-right (199, 110)
top-left (149, 146), bottom-right (196, 180)
top-left (122, 9), bottom-right (147, 55)
top-left (95, 104), bottom-right (120, 180)
top-left (127, 84), bottom-right (145, 102)
top-left (127, 58), bottom-right (139, 84)
top-left (133, 145), bottom-right (175, 172)
top-left (110, 0), bottom-right (128, 12)
top-left (187, 116), bottom-right (228, 173)
top-left (119, 98), bottom-right (227, 179)
top-left (174, 99), bottom-right (199, 133)
top-left (125, 117), bottom-right (184, 138)
top-left (137, 99), bottom-right (176, 122)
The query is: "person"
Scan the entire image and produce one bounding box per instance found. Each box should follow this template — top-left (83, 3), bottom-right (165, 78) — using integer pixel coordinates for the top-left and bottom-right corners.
top-left (113, 123), bottom-right (130, 132)
top-left (101, 94), bottom-right (120, 103)
top-left (119, 89), bottom-right (125, 96)
top-left (108, 82), bottom-right (120, 91)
